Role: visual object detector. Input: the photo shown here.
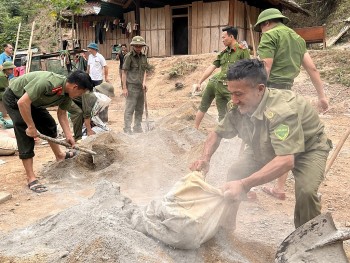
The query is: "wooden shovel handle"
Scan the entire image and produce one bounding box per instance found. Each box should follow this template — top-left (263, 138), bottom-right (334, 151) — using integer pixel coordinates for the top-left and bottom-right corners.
top-left (37, 133), bottom-right (97, 155)
top-left (325, 127), bottom-right (350, 176)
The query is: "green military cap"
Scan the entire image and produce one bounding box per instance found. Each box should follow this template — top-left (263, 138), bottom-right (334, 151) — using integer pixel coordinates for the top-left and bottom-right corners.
top-left (254, 8), bottom-right (290, 32)
top-left (95, 82), bottom-right (115, 97)
top-left (130, 36), bottom-right (147, 46)
top-left (2, 61), bottom-right (16, 70)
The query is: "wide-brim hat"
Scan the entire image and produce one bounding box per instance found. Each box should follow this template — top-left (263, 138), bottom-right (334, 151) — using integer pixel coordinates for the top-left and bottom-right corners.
top-left (254, 8), bottom-right (290, 32)
top-left (2, 61), bottom-right (16, 70)
top-left (95, 82), bottom-right (115, 97)
top-left (130, 36), bottom-right (147, 46)
top-left (87, 42), bottom-right (99, 51)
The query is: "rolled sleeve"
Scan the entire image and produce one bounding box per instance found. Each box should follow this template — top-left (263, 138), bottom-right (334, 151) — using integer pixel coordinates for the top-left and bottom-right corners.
top-left (258, 33), bottom-right (277, 59)
top-left (122, 55), bottom-right (131, 71)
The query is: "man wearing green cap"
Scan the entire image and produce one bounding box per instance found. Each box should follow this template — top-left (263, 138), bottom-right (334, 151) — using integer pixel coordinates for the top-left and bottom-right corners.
top-left (254, 8), bottom-right (329, 200)
top-left (0, 61), bottom-right (16, 116)
top-left (122, 36), bottom-right (150, 134)
top-left (194, 26), bottom-right (250, 129)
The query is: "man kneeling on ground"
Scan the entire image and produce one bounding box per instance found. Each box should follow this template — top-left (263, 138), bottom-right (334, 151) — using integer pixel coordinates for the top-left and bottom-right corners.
top-left (190, 59), bottom-right (332, 230)
top-left (3, 70), bottom-right (94, 193)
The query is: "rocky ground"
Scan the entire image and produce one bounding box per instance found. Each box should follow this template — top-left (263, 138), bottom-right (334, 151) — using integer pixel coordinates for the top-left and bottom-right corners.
top-left (0, 52), bottom-right (349, 262)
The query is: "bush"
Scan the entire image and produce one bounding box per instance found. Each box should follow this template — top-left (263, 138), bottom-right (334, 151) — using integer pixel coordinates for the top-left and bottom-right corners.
top-left (168, 61), bottom-right (197, 78)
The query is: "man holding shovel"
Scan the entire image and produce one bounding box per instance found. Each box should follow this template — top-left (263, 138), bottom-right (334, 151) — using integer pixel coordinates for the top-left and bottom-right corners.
top-left (122, 36), bottom-right (150, 134)
top-left (190, 59), bottom-right (332, 230)
top-left (2, 70), bottom-right (94, 193)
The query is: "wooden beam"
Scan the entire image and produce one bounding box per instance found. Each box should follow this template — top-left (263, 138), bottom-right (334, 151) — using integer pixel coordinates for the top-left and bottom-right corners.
top-left (108, 0), bottom-right (124, 7)
top-left (123, 0), bottom-right (133, 8)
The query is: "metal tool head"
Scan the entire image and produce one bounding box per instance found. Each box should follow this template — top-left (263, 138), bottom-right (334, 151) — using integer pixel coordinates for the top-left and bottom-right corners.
top-left (275, 212), bottom-right (350, 263)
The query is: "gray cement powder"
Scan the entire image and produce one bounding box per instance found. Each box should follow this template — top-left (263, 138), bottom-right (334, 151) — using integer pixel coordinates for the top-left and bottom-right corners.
top-left (0, 103), bottom-right (254, 263)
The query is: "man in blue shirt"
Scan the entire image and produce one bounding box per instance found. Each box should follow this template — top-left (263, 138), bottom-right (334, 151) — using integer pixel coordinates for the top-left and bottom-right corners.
top-left (0, 43), bottom-right (14, 79)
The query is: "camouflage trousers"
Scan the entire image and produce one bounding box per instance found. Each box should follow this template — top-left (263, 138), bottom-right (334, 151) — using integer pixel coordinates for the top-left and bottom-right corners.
top-left (124, 83), bottom-right (144, 131)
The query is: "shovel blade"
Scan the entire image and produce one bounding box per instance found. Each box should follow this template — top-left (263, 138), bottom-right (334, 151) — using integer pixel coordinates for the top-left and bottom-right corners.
top-left (275, 213), bottom-right (350, 263)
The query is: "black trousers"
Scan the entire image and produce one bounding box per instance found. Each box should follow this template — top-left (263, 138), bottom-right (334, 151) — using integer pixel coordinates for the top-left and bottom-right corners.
top-left (3, 89), bottom-right (57, 159)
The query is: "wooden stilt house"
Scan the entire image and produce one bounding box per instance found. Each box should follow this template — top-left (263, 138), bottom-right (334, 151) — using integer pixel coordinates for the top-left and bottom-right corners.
top-left (63, 0), bottom-right (308, 59)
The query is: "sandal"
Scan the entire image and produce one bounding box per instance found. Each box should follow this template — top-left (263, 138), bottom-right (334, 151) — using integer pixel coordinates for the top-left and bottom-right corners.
top-left (262, 186), bottom-right (286, 200)
top-left (28, 180), bottom-right (48, 193)
top-left (65, 150), bottom-right (77, 159)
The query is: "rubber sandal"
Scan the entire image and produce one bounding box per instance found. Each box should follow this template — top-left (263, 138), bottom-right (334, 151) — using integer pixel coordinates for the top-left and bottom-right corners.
top-left (262, 186), bottom-right (286, 200)
top-left (28, 180), bottom-right (48, 193)
top-left (65, 150), bottom-right (77, 159)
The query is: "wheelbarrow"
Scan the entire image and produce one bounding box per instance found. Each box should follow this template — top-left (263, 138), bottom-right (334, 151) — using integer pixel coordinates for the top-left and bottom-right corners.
top-left (275, 212), bottom-right (350, 263)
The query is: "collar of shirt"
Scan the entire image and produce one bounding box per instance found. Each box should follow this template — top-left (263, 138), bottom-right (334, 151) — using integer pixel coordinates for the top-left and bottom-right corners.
top-left (251, 88), bottom-right (270, 121)
top-left (130, 50), bottom-right (143, 57)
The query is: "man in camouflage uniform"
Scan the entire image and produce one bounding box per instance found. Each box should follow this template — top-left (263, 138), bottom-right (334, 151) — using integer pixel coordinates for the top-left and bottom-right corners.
top-left (254, 8), bottom-right (329, 199)
top-left (69, 82), bottom-right (114, 141)
top-left (194, 26), bottom-right (250, 129)
top-left (191, 59), bottom-right (332, 229)
top-left (3, 70), bottom-right (94, 193)
top-left (0, 61), bottom-right (16, 117)
top-left (122, 36), bottom-right (150, 134)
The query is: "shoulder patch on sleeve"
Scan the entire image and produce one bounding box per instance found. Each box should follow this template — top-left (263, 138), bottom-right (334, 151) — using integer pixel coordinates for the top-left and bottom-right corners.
top-left (274, 124), bottom-right (289, 141)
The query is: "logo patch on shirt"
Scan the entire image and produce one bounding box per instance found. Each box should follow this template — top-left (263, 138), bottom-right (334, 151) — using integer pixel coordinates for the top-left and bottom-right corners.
top-left (274, 124), bottom-right (289, 141)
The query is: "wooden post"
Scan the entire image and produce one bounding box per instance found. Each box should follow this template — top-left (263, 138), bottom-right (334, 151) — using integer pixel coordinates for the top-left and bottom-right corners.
top-left (244, 2), bottom-right (256, 58)
top-left (135, 0), bottom-right (141, 35)
top-left (26, 21), bottom-right (35, 74)
top-left (13, 22), bottom-right (21, 63)
top-left (72, 14), bottom-right (75, 49)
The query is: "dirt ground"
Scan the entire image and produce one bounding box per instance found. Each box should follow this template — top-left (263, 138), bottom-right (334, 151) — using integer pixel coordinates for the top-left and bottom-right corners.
top-left (0, 52), bottom-right (349, 262)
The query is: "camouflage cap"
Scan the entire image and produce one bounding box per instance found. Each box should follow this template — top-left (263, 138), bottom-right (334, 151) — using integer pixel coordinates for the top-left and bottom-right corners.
top-left (254, 8), bottom-right (290, 32)
top-left (2, 61), bottom-right (16, 70)
top-left (130, 36), bottom-right (147, 46)
top-left (95, 82), bottom-right (115, 97)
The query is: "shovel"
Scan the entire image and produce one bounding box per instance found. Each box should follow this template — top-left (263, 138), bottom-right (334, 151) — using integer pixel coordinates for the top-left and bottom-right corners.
top-left (143, 89), bottom-right (154, 132)
top-left (37, 133), bottom-right (97, 162)
top-left (275, 212), bottom-right (350, 263)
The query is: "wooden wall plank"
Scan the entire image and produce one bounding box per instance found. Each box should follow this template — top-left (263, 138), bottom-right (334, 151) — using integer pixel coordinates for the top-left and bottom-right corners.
top-left (211, 2), bottom-right (220, 27)
top-left (202, 2), bottom-right (211, 27)
top-left (229, 0), bottom-right (234, 26)
top-left (158, 30), bottom-right (166, 56)
top-left (158, 7), bottom-right (165, 30)
top-left (191, 1), bottom-right (198, 54)
top-left (220, 1), bottom-right (229, 26)
top-left (202, 28), bottom-right (210, 53)
top-left (140, 8), bottom-right (145, 31)
top-left (145, 7), bottom-right (151, 30)
top-left (151, 30), bottom-right (158, 57)
top-left (150, 8), bottom-right (158, 30)
top-left (146, 30), bottom-right (152, 56)
top-left (164, 5), bottom-right (171, 56)
top-left (197, 1), bottom-right (203, 53)
top-left (210, 27), bottom-right (220, 52)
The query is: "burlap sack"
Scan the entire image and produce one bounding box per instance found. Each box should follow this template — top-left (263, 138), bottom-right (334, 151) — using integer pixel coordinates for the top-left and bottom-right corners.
top-left (137, 171), bottom-right (230, 249)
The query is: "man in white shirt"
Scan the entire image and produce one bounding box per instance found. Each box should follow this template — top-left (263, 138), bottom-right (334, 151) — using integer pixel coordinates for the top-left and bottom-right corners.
top-left (86, 42), bottom-right (109, 86)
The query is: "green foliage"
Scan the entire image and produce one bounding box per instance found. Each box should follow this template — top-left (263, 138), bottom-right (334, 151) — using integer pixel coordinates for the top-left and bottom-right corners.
top-left (168, 61), bottom-right (198, 78)
top-left (45, 0), bottom-right (86, 19)
top-left (0, 0), bottom-right (45, 49)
